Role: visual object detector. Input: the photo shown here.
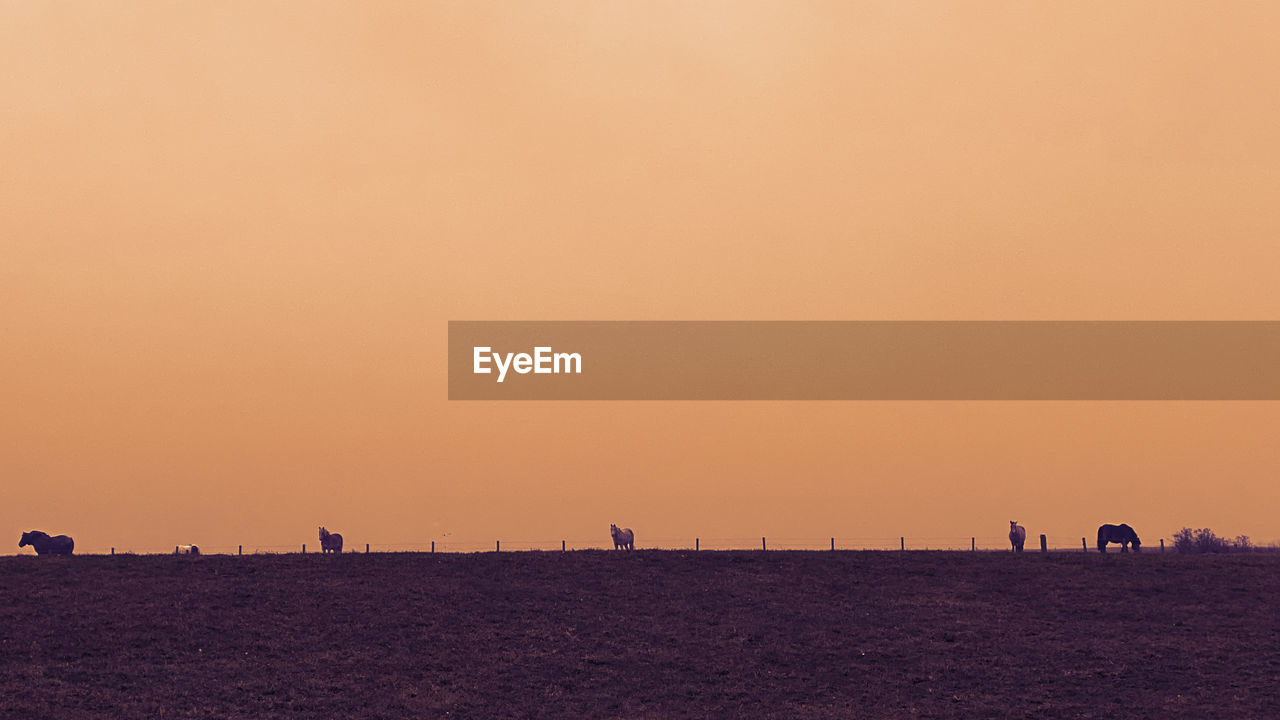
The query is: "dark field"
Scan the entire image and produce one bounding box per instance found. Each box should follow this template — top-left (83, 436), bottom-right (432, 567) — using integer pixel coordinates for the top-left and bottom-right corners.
top-left (3, 551), bottom-right (1279, 719)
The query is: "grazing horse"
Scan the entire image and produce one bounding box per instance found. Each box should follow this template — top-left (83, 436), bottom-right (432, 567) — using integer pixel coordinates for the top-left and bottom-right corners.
top-left (1097, 523), bottom-right (1141, 553)
top-left (318, 526), bottom-right (343, 554)
top-left (175, 545), bottom-right (200, 556)
top-left (1009, 521), bottom-right (1026, 552)
top-left (610, 524), bottom-right (634, 551)
top-left (18, 530), bottom-right (74, 556)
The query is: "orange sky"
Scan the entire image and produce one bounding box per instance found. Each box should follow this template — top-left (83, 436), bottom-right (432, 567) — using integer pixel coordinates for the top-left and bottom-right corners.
top-left (4, 2), bottom-right (1280, 553)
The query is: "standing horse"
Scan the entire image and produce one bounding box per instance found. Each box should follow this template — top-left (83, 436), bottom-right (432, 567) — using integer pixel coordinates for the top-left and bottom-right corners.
top-left (1009, 521), bottom-right (1026, 552)
top-left (610, 524), bottom-right (634, 551)
top-left (18, 530), bottom-right (75, 555)
top-left (175, 545), bottom-right (200, 556)
top-left (318, 527), bottom-right (343, 554)
top-left (1097, 523), bottom-right (1141, 553)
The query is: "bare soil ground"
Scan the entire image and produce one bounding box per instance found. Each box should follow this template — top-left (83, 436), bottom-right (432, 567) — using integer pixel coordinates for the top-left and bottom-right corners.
top-left (2, 550), bottom-right (1278, 719)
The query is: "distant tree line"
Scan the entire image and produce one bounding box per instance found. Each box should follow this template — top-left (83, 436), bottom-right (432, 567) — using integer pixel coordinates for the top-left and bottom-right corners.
top-left (1172, 527), bottom-right (1254, 554)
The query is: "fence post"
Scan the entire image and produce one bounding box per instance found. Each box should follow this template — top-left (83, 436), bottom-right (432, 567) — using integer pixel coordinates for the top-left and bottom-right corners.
top-left (562, 540), bottom-right (566, 552)
top-left (431, 541), bottom-right (435, 553)
top-left (695, 538), bottom-right (699, 551)
top-left (238, 545), bottom-right (242, 556)
top-left (1082, 537), bottom-right (1087, 552)
top-left (496, 540), bottom-right (500, 552)
top-left (762, 536), bottom-right (766, 551)
top-left (111, 547), bottom-right (115, 555)
top-left (831, 537), bottom-right (835, 551)
top-left (366, 543), bottom-right (370, 553)
top-left (175, 545), bottom-right (178, 555)
top-left (971, 537), bottom-right (975, 552)
top-left (1040, 534), bottom-right (1047, 553)
top-left (900, 537), bottom-right (905, 551)
top-left (302, 544), bottom-right (306, 554)
top-left (1160, 538), bottom-right (1165, 553)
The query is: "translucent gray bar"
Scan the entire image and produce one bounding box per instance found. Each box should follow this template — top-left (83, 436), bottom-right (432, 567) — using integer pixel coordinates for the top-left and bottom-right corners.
top-left (449, 321), bottom-right (1280, 400)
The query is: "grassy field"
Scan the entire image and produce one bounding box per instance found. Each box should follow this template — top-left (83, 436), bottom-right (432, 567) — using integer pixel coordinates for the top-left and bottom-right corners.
top-left (2, 550), bottom-right (1278, 719)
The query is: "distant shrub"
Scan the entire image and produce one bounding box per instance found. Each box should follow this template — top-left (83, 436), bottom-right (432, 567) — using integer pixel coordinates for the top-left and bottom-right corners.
top-left (1178, 528), bottom-right (1202, 552)
top-left (1172, 527), bottom-right (1254, 554)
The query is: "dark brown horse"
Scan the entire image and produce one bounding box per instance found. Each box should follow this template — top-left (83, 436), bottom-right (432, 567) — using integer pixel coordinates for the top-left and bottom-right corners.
top-left (319, 526), bottom-right (343, 554)
top-left (19, 530), bottom-right (75, 555)
top-left (1009, 521), bottom-right (1026, 552)
top-left (1097, 524), bottom-right (1141, 553)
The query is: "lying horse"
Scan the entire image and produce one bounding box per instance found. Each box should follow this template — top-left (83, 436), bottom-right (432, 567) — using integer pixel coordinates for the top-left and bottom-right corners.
top-left (610, 524), bottom-right (634, 551)
top-left (1097, 523), bottom-right (1141, 553)
top-left (1009, 521), bottom-right (1026, 552)
top-left (18, 530), bottom-right (75, 555)
top-left (175, 545), bottom-right (200, 556)
top-left (319, 526), bottom-right (343, 554)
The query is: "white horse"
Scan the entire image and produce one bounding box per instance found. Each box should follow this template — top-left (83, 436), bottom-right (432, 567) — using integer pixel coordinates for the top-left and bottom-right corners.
top-left (610, 524), bottom-right (634, 551)
top-left (1009, 521), bottom-right (1026, 552)
top-left (319, 526), bottom-right (343, 554)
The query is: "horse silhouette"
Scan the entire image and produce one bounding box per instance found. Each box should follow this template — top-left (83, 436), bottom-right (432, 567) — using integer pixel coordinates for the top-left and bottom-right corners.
top-left (1097, 523), bottom-right (1141, 553)
top-left (610, 524), bottom-right (634, 551)
top-left (1009, 521), bottom-right (1026, 552)
top-left (18, 530), bottom-right (74, 555)
top-left (319, 527), bottom-right (343, 554)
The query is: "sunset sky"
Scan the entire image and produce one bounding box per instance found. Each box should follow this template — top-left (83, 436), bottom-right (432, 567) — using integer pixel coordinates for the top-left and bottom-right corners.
top-left (4, 2), bottom-right (1279, 553)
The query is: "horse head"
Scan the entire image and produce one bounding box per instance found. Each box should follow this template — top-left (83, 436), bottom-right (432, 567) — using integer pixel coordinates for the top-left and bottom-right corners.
top-left (18, 531), bottom-right (30, 547)
top-left (319, 526), bottom-right (328, 541)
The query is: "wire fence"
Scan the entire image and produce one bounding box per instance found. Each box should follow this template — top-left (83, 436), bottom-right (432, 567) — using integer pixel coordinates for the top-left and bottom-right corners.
top-left (32, 533), bottom-right (1223, 556)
